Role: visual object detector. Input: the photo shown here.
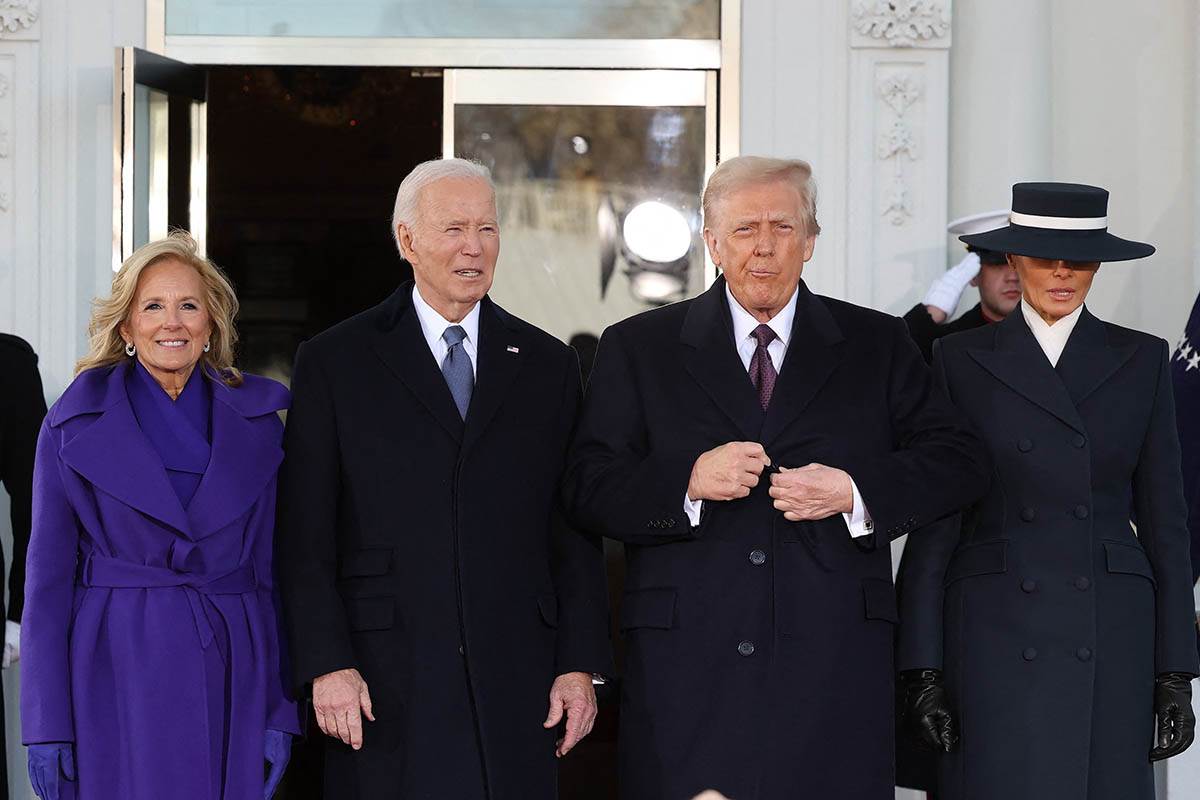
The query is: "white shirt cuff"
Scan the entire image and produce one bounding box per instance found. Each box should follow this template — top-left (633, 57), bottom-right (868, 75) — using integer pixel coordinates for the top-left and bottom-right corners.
top-left (842, 478), bottom-right (874, 538)
top-left (684, 494), bottom-right (704, 527)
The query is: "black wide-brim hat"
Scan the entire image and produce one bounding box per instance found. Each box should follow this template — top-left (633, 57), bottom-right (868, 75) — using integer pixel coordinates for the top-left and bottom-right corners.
top-left (960, 182), bottom-right (1155, 262)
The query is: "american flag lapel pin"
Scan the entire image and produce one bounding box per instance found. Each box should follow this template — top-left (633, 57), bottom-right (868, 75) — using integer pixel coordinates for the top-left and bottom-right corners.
top-left (507, 345), bottom-right (520, 354)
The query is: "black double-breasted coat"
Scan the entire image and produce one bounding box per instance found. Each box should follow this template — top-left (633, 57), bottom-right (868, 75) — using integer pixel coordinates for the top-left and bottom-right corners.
top-left (564, 277), bottom-right (989, 800)
top-left (898, 306), bottom-right (1200, 800)
top-left (276, 285), bottom-right (612, 800)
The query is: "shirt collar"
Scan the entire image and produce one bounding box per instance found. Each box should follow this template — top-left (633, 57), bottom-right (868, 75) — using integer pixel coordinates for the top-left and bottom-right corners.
top-left (1020, 300), bottom-right (1084, 365)
top-left (724, 282), bottom-right (798, 349)
top-left (412, 284), bottom-right (481, 350)
top-left (1020, 300), bottom-right (1084, 338)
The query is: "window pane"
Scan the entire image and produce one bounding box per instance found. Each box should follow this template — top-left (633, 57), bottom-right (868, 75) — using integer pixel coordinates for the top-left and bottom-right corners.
top-left (455, 104), bottom-right (707, 349)
top-left (167, 0), bottom-right (720, 39)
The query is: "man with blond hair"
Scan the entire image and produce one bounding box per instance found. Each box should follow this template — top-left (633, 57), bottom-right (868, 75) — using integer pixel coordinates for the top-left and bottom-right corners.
top-left (277, 158), bottom-right (612, 799)
top-left (565, 155), bottom-right (988, 799)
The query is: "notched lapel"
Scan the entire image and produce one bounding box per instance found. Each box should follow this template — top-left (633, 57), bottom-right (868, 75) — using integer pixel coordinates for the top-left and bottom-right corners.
top-left (680, 278), bottom-right (764, 441)
top-left (371, 294), bottom-right (465, 443)
top-left (59, 381), bottom-right (193, 536)
top-left (1055, 308), bottom-right (1137, 407)
top-left (462, 299), bottom-right (523, 454)
top-left (760, 285), bottom-right (844, 446)
top-left (187, 392), bottom-right (284, 539)
top-left (967, 312), bottom-right (1086, 435)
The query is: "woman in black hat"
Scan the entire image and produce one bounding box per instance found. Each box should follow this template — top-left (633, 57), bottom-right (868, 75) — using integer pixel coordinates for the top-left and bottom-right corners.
top-left (896, 182), bottom-right (1198, 800)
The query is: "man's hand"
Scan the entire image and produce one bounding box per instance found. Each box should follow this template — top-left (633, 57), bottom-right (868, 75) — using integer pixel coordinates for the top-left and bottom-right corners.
top-left (312, 668), bottom-right (375, 750)
top-left (543, 671), bottom-right (598, 758)
top-left (768, 464), bottom-right (853, 521)
top-left (687, 442), bottom-right (771, 502)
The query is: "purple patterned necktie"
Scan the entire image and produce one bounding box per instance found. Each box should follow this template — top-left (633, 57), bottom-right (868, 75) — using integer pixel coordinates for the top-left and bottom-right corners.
top-left (748, 324), bottom-right (778, 410)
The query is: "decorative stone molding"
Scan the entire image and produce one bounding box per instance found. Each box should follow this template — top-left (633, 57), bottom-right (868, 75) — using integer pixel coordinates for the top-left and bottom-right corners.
top-left (852, 0), bottom-right (950, 49)
top-left (876, 71), bottom-right (923, 225)
top-left (0, 0), bottom-right (37, 36)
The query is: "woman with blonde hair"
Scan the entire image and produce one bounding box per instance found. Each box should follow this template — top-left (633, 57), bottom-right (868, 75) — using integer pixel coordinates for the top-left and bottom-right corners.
top-left (21, 232), bottom-right (299, 799)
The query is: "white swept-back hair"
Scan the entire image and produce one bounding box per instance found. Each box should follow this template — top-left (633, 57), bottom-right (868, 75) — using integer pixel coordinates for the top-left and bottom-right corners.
top-left (391, 158), bottom-right (496, 252)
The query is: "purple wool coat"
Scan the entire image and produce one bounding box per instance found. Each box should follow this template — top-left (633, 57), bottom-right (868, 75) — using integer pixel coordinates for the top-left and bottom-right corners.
top-left (21, 361), bottom-right (300, 800)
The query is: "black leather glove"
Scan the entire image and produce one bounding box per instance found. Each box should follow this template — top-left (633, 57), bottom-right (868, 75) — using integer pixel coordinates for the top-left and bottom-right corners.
top-left (1150, 672), bottom-right (1196, 761)
top-left (899, 668), bottom-right (957, 753)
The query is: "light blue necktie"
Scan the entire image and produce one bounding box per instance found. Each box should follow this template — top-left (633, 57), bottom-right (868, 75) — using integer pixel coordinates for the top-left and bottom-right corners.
top-left (441, 325), bottom-right (473, 420)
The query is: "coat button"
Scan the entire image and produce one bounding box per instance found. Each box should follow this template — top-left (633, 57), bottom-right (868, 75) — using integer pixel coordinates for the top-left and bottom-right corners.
top-left (737, 641), bottom-right (755, 657)
top-left (1021, 507), bottom-right (1036, 522)
top-left (1074, 576), bottom-right (1091, 591)
top-left (1022, 647), bottom-right (1038, 661)
top-left (1021, 578), bottom-right (1037, 593)
top-left (1073, 434), bottom-right (1087, 448)
top-left (1073, 505), bottom-right (1089, 520)
top-left (749, 549), bottom-right (767, 566)
top-left (1077, 647), bottom-right (1092, 662)
top-left (458, 645), bottom-right (465, 656)
top-left (1017, 438), bottom-right (1034, 453)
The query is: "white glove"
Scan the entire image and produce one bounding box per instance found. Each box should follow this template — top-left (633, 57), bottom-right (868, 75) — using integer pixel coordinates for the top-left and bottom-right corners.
top-left (3, 620), bottom-right (19, 668)
top-left (922, 252), bottom-right (982, 318)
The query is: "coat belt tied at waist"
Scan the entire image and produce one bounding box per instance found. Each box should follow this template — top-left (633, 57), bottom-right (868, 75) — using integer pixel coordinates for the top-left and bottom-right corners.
top-left (77, 554), bottom-right (258, 650)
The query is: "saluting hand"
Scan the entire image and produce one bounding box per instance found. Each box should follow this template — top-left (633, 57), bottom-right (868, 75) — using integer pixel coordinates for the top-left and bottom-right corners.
top-left (768, 464), bottom-right (854, 521)
top-left (687, 442), bottom-right (771, 502)
top-left (312, 667), bottom-right (375, 750)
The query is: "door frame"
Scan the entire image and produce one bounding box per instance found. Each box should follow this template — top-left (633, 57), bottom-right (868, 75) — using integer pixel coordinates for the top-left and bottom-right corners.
top-left (145, 0), bottom-right (741, 164)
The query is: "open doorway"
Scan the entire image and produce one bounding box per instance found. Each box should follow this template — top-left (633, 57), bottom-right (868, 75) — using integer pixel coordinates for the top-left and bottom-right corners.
top-left (205, 65), bottom-right (442, 383)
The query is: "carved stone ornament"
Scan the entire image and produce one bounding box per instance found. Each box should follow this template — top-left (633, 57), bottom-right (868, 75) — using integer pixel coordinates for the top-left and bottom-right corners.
top-left (0, 0), bottom-right (38, 35)
top-left (853, 0), bottom-right (949, 48)
top-left (875, 71), bottom-right (924, 225)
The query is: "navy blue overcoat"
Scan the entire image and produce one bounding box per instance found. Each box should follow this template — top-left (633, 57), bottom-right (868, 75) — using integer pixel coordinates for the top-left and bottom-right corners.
top-left (898, 306), bottom-right (1200, 800)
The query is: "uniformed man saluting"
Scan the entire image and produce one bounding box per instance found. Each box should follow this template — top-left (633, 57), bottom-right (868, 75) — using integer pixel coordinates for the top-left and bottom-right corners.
top-left (903, 210), bottom-right (1021, 363)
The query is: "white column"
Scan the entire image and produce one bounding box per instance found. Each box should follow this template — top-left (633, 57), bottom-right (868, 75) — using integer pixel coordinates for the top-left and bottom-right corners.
top-left (846, 0), bottom-right (952, 315)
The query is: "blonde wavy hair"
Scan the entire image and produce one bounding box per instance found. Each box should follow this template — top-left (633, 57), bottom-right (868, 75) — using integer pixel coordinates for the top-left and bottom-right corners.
top-left (76, 231), bottom-right (243, 386)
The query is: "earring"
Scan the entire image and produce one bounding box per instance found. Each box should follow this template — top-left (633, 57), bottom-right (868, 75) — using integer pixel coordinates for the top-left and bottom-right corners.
top-left (203, 342), bottom-right (211, 353)
top-left (125, 342), bottom-right (136, 357)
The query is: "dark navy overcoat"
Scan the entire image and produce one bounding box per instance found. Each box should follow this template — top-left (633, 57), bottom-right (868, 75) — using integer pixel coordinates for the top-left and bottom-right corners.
top-left (898, 306), bottom-right (1200, 800)
top-left (565, 277), bottom-right (989, 800)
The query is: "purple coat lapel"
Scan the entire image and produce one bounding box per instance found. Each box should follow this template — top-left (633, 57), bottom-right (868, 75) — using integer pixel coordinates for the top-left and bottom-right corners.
top-left (187, 373), bottom-right (287, 538)
top-left (50, 362), bottom-right (288, 540)
top-left (54, 364), bottom-right (193, 535)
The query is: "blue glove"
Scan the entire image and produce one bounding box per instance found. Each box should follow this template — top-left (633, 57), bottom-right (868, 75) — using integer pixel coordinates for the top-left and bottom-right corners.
top-left (263, 729), bottom-right (292, 799)
top-left (27, 743), bottom-right (75, 800)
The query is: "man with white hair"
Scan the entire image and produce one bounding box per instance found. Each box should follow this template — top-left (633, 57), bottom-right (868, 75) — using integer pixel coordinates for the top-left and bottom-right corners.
top-left (565, 155), bottom-right (989, 799)
top-left (276, 158), bottom-right (612, 799)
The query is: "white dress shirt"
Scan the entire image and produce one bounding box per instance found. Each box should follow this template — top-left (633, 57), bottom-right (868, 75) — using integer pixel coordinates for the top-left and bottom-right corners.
top-left (1020, 300), bottom-right (1084, 367)
top-left (412, 285), bottom-right (480, 377)
top-left (684, 285), bottom-right (873, 537)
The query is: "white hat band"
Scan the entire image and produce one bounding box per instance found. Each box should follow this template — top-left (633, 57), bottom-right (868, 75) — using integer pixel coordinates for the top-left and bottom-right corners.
top-left (1009, 211), bottom-right (1108, 231)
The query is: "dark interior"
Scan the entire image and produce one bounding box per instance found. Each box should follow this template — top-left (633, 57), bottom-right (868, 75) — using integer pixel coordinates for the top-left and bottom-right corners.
top-left (206, 65), bottom-right (440, 381)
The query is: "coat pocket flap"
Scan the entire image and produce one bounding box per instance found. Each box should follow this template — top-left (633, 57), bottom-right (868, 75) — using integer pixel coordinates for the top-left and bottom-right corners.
top-left (944, 540), bottom-right (1008, 585)
top-left (346, 595), bottom-right (395, 632)
top-left (619, 588), bottom-right (678, 632)
top-left (1104, 541), bottom-right (1156, 584)
top-left (862, 578), bottom-right (899, 623)
top-left (339, 548), bottom-right (393, 578)
top-left (537, 593), bottom-right (559, 628)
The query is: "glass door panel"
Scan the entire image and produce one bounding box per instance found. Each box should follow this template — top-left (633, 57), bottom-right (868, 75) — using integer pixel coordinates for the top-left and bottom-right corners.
top-left (445, 68), bottom-right (715, 347)
top-left (114, 47), bottom-right (208, 268)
